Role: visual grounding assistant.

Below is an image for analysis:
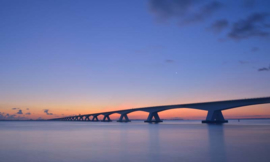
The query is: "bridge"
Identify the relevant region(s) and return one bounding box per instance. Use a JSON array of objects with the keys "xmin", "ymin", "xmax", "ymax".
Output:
[{"xmin": 50, "ymin": 97, "xmax": 270, "ymax": 123}]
